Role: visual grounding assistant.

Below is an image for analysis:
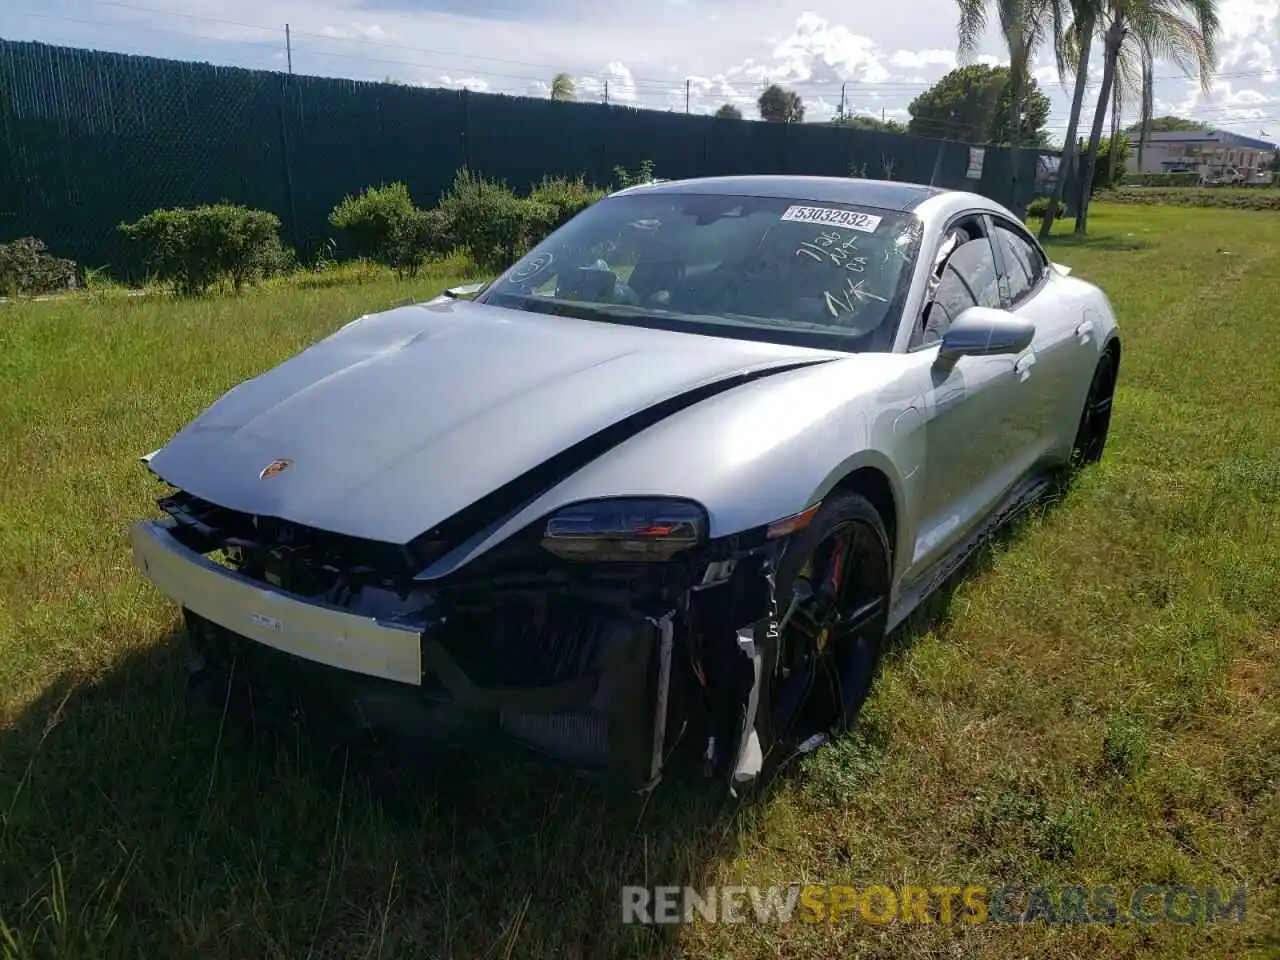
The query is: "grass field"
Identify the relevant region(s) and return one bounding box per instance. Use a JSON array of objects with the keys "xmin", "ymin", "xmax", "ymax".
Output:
[{"xmin": 1, "ymin": 205, "xmax": 1277, "ymax": 958}]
